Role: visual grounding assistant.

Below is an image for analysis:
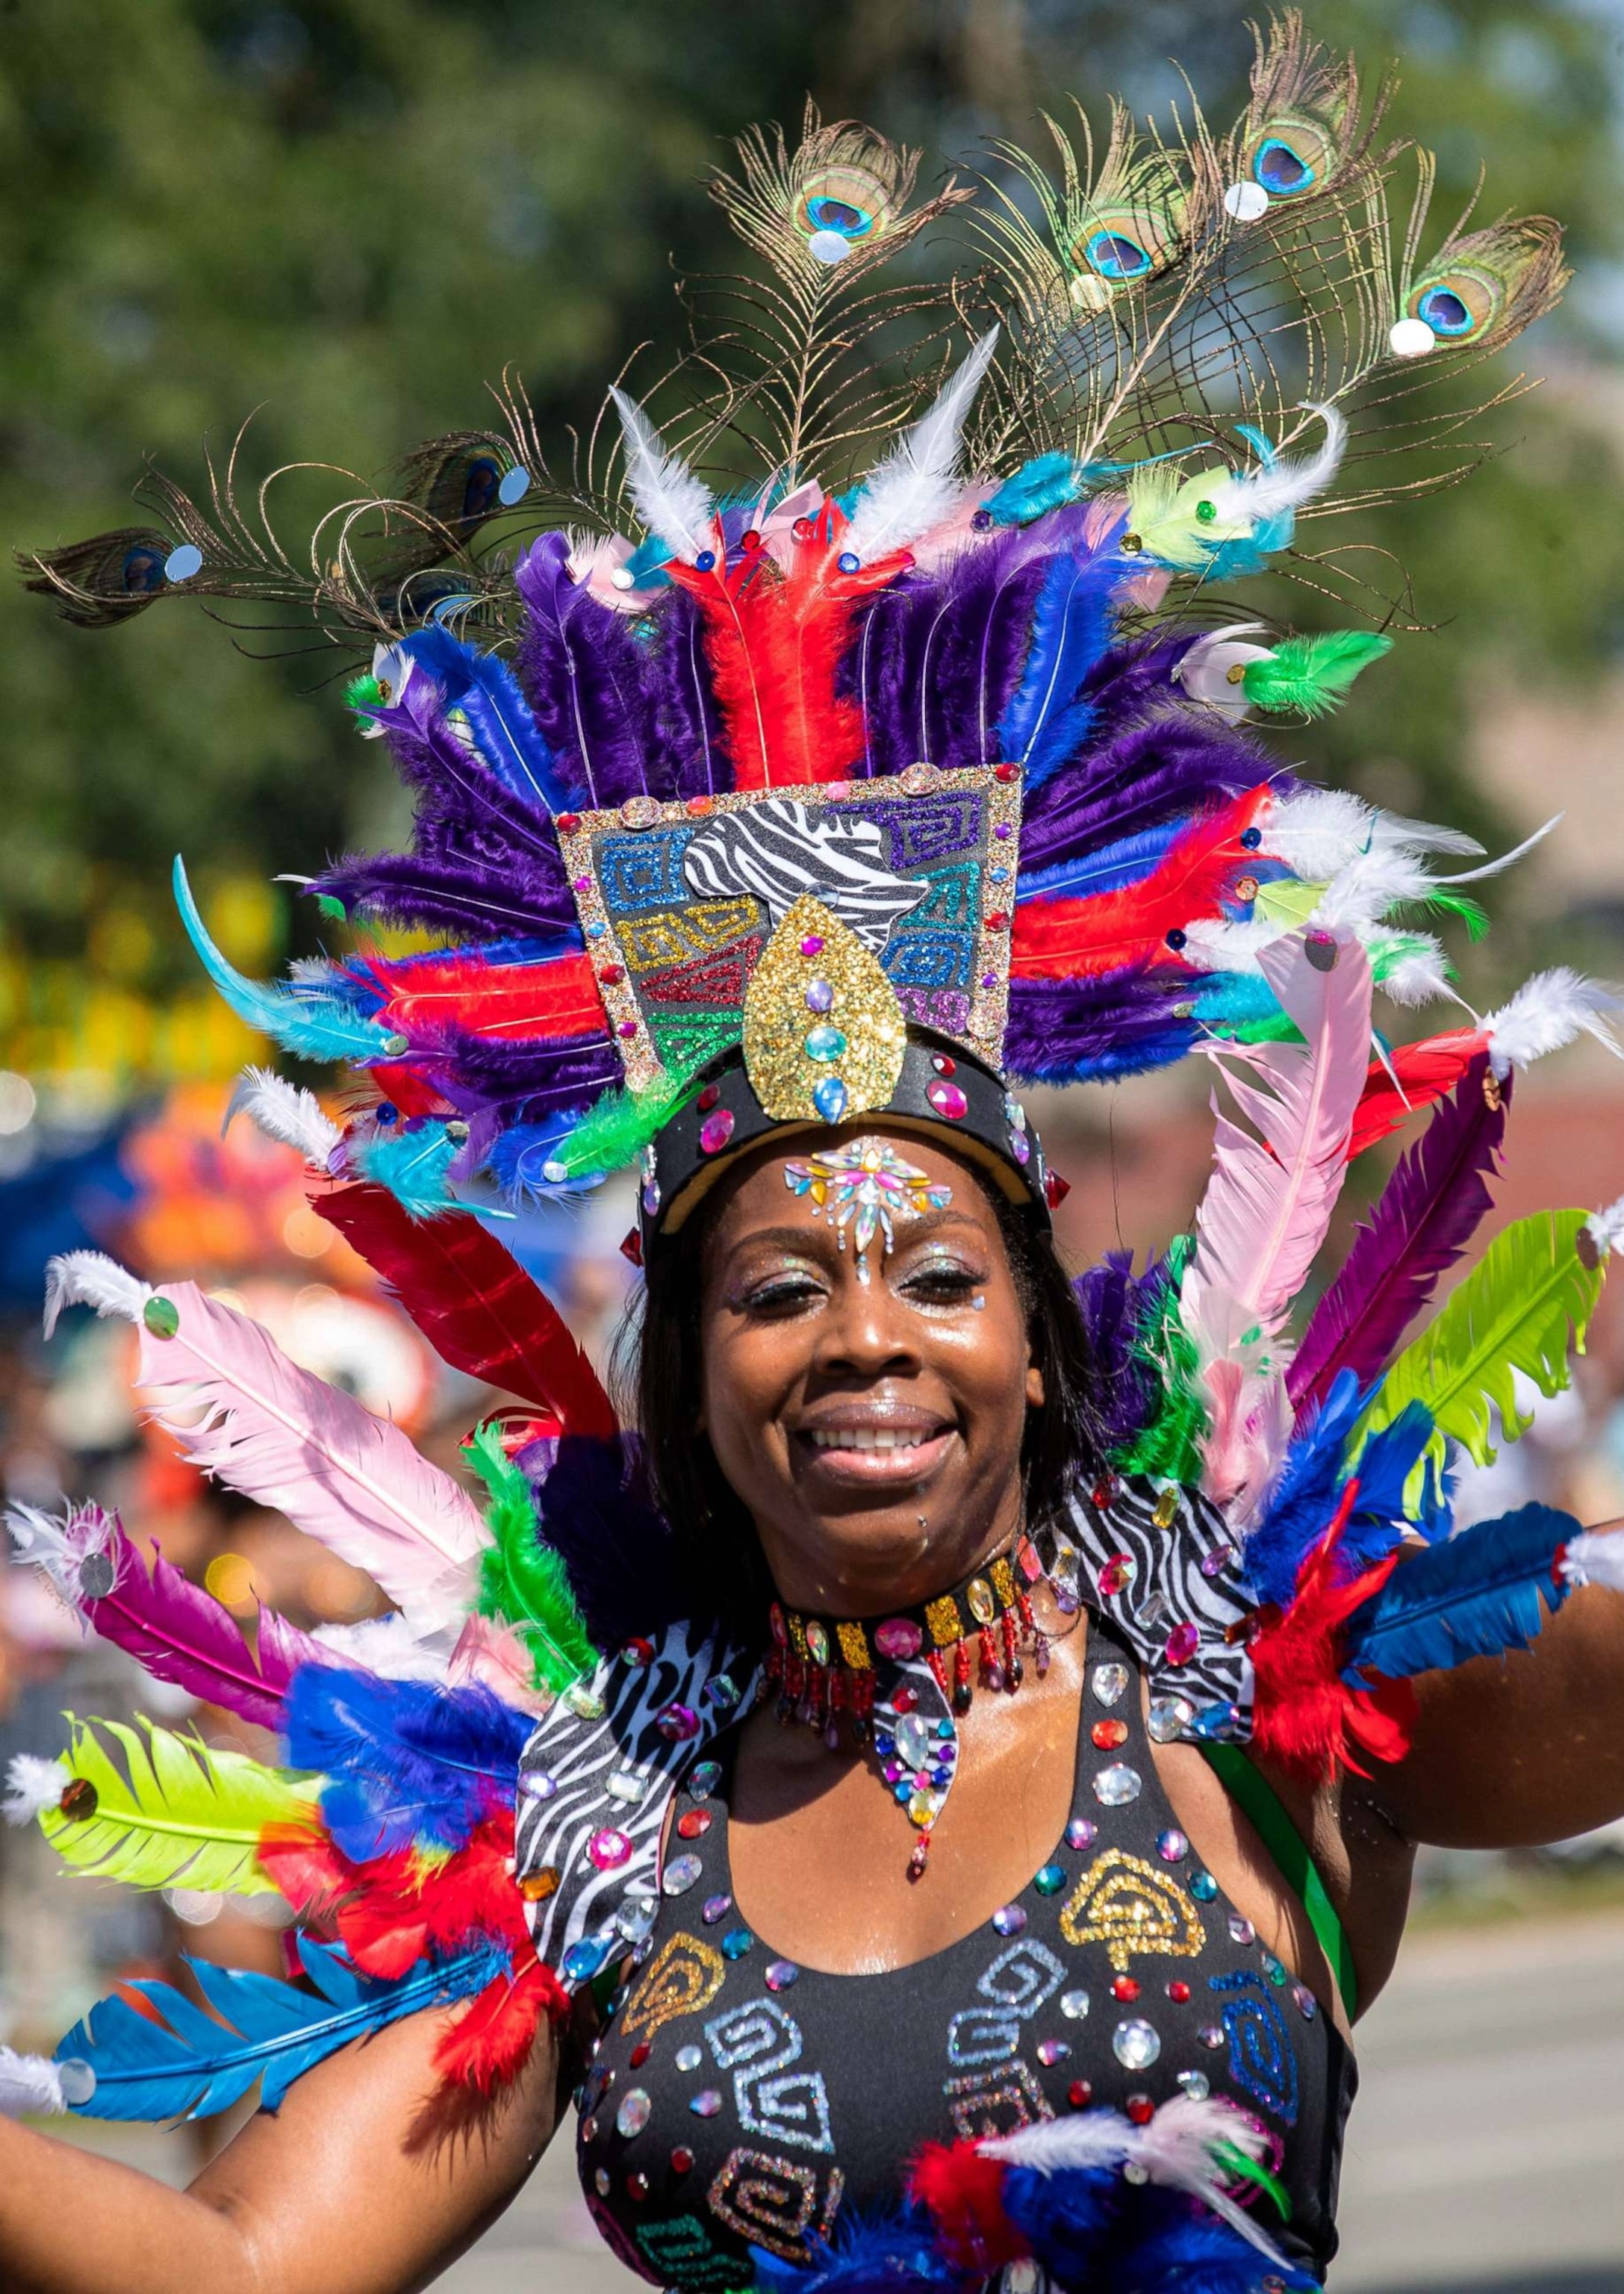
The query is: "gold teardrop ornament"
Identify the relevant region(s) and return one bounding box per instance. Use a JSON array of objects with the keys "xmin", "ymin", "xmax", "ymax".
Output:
[{"xmin": 741, "ymin": 894, "xmax": 907, "ymax": 1122}]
